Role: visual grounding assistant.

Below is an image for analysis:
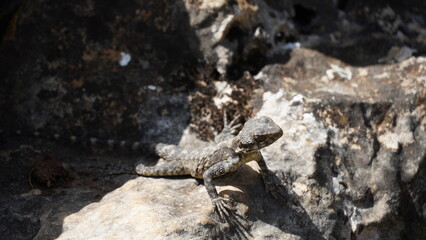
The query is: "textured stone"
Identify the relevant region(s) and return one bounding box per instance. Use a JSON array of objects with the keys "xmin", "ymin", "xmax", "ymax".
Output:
[
  {"xmin": 53, "ymin": 52, "xmax": 426, "ymax": 239},
  {"xmin": 1, "ymin": 1, "xmax": 426, "ymax": 239}
]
